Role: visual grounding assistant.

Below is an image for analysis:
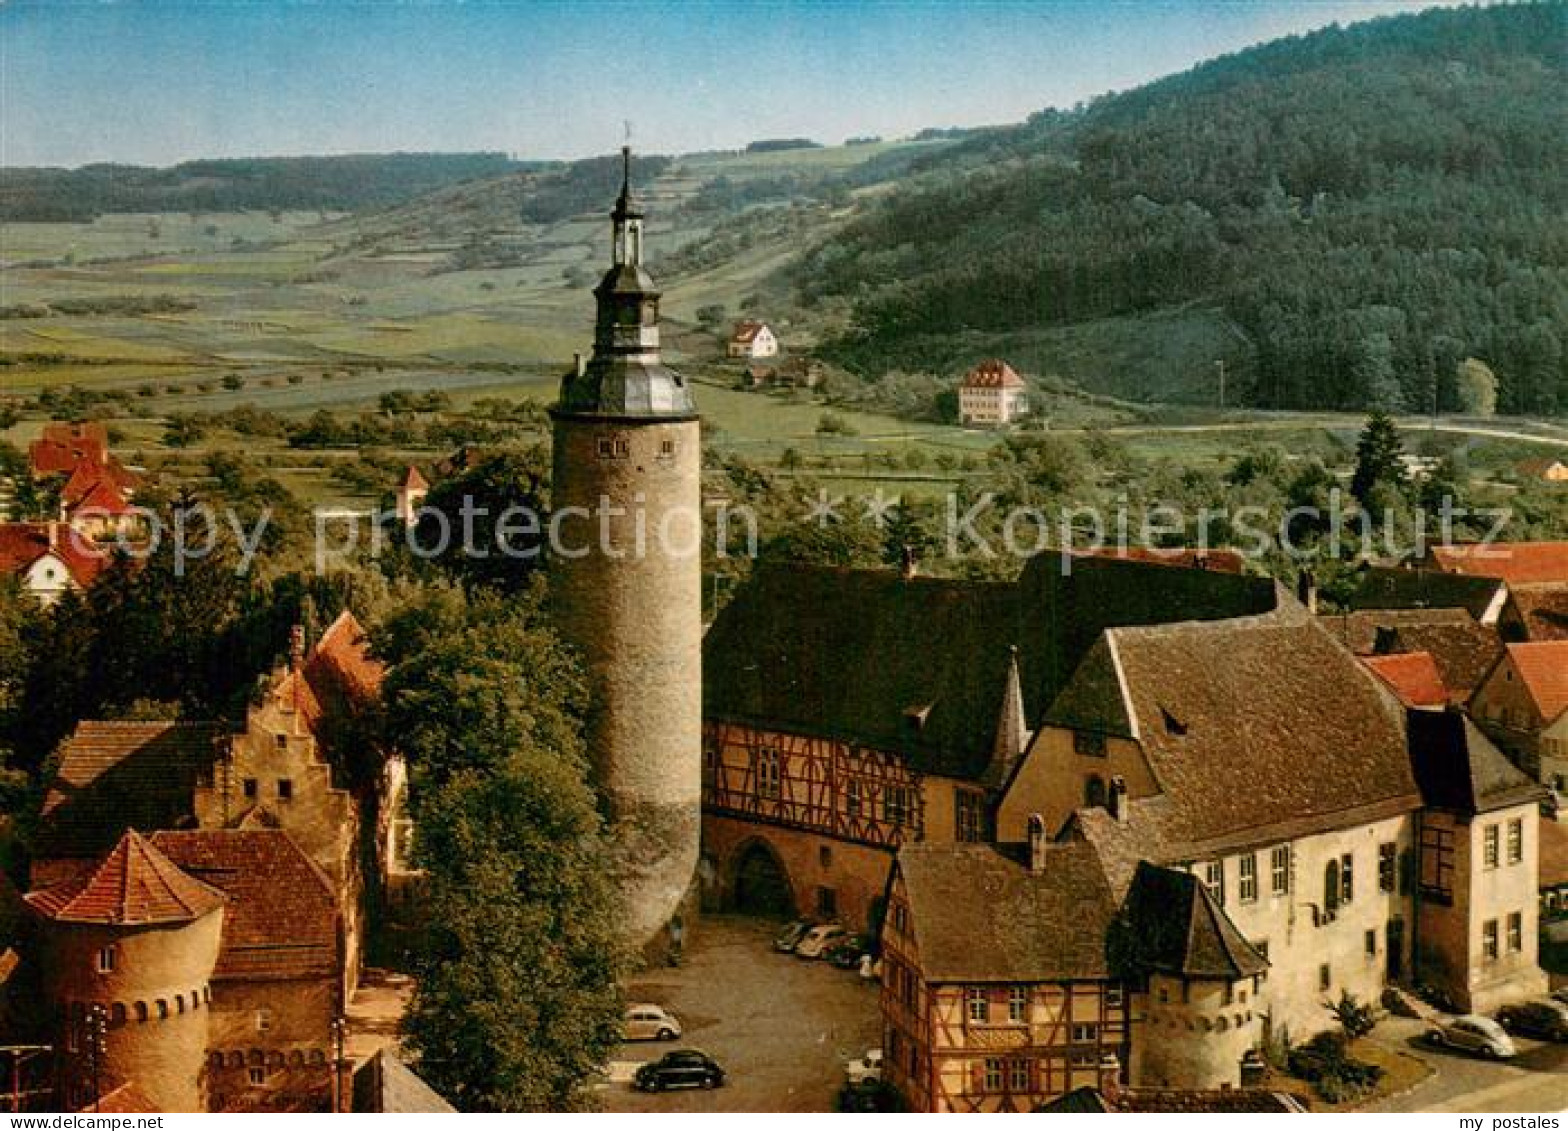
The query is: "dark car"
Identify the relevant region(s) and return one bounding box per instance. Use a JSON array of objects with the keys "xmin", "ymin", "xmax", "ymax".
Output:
[
  {"xmin": 773, "ymin": 919, "xmax": 814, "ymax": 953},
  {"xmin": 633, "ymin": 1049, "xmax": 726, "ymax": 1092},
  {"xmin": 825, "ymin": 934, "xmax": 871, "ymax": 969},
  {"xmin": 1497, "ymin": 999, "xmax": 1568, "ymax": 1042}
]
